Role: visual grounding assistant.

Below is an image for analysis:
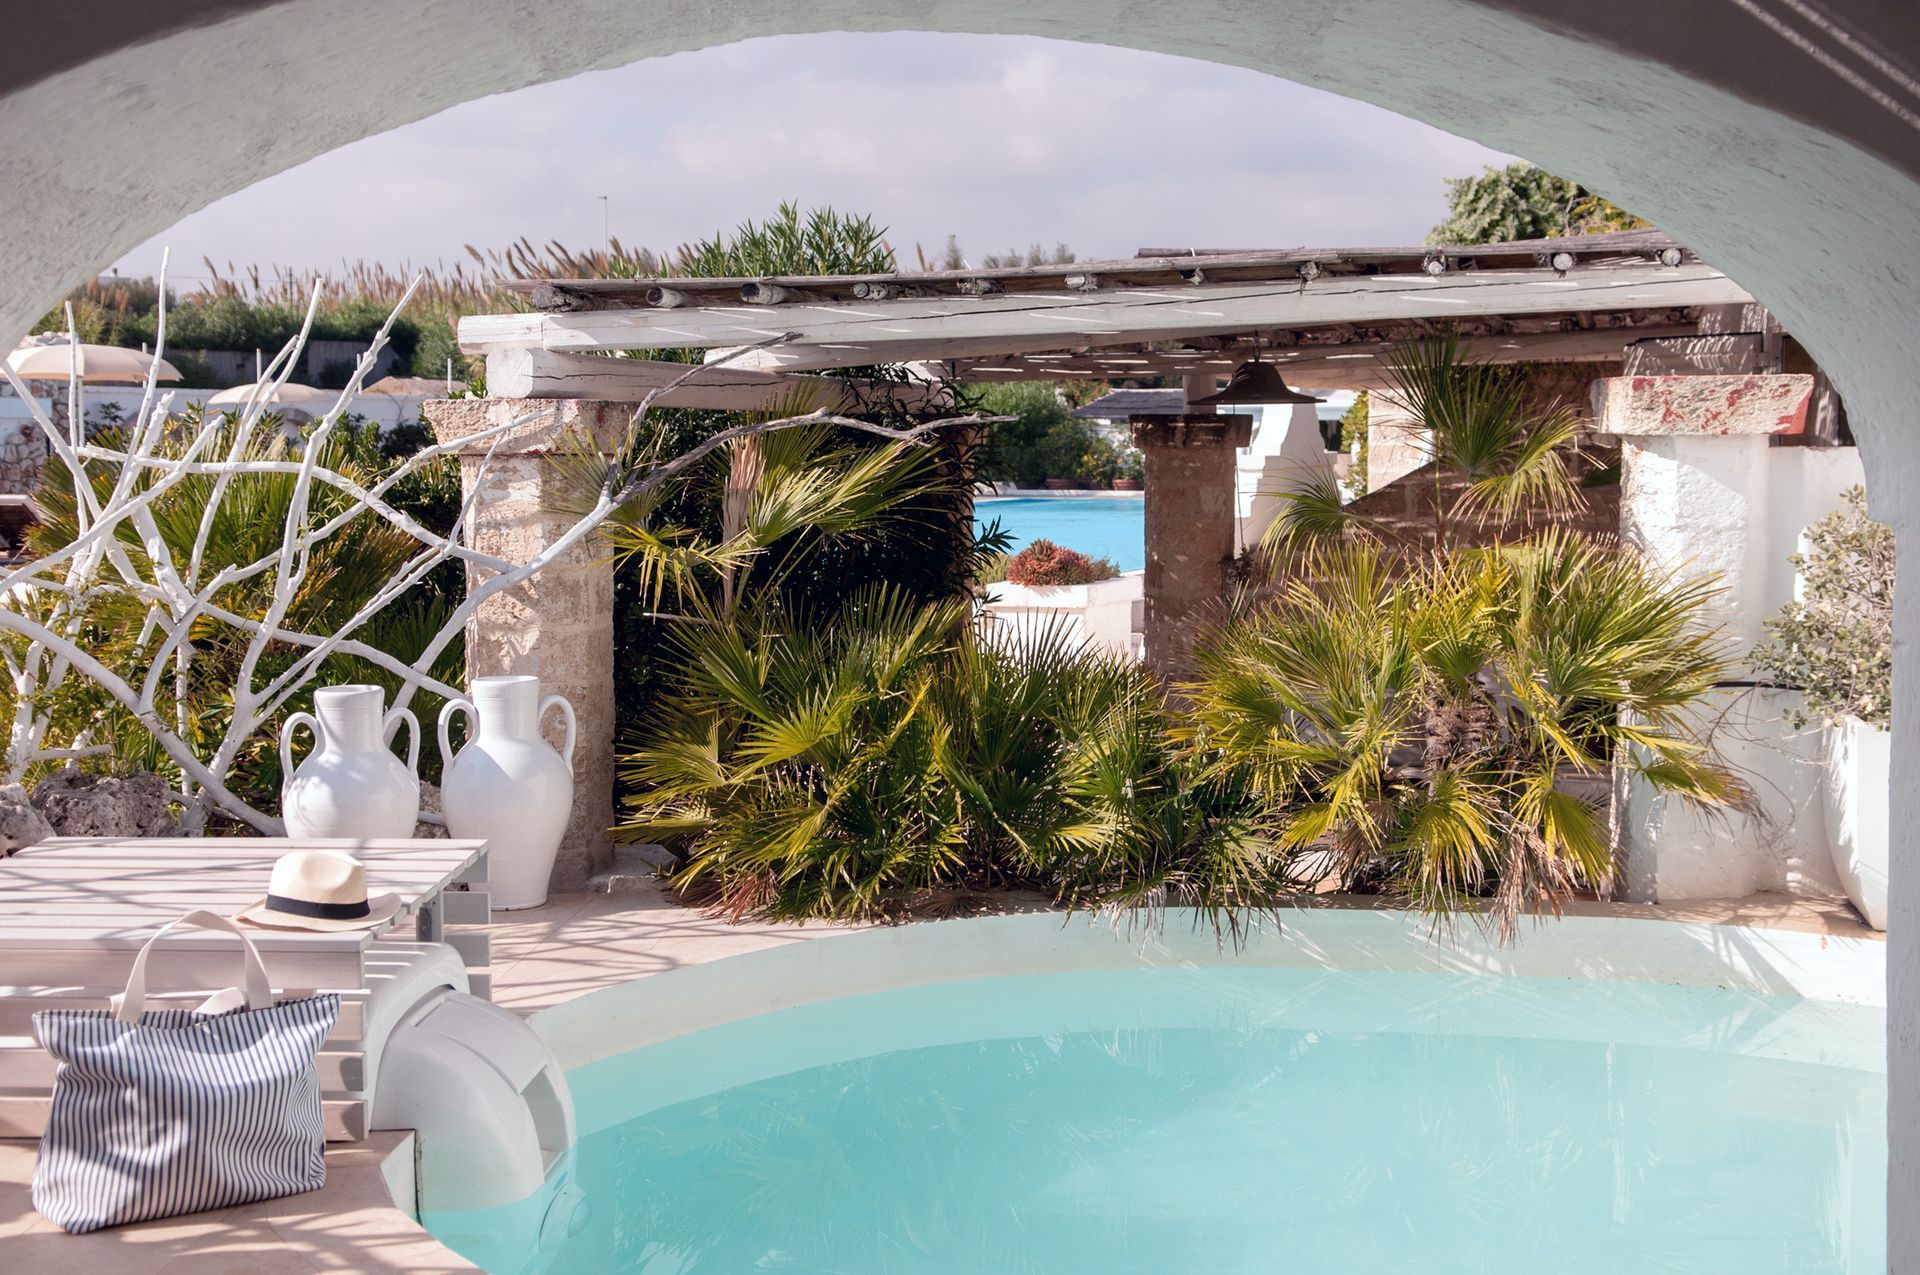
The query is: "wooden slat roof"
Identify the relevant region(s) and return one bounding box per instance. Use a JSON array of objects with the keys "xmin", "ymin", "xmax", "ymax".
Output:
[{"xmin": 500, "ymin": 230, "xmax": 1694, "ymax": 313}]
